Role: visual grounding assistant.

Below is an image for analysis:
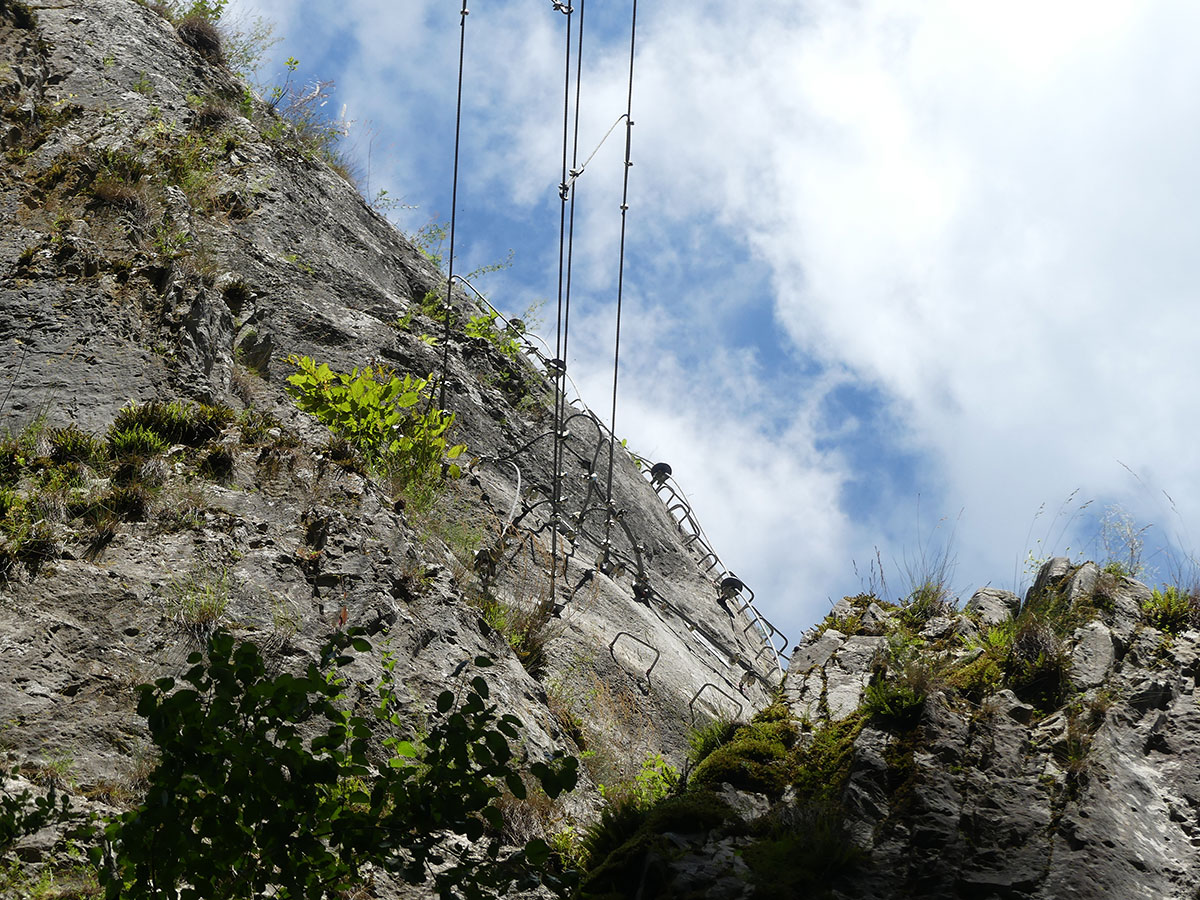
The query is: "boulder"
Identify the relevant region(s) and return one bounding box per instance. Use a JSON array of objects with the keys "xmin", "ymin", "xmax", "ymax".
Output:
[{"xmin": 965, "ymin": 587, "xmax": 1020, "ymax": 626}]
